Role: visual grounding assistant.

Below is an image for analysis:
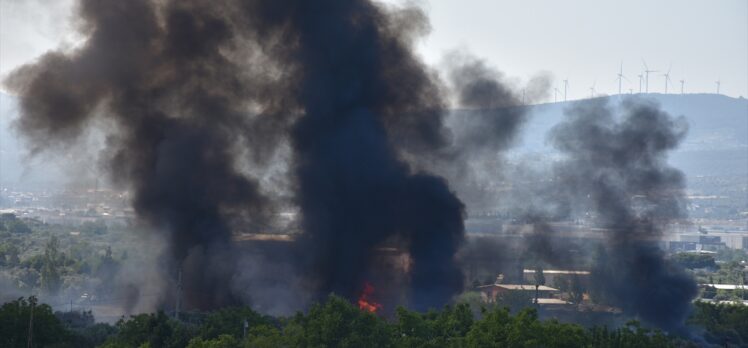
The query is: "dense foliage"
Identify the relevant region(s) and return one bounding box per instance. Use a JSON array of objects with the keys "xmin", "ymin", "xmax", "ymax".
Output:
[
  {"xmin": 8, "ymin": 295, "xmax": 744, "ymax": 347},
  {"xmin": 672, "ymin": 252, "xmax": 717, "ymax": 270},
  {"xmin": 689, "ymin": 301, "xmax": 748, "ymax": 346}
]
